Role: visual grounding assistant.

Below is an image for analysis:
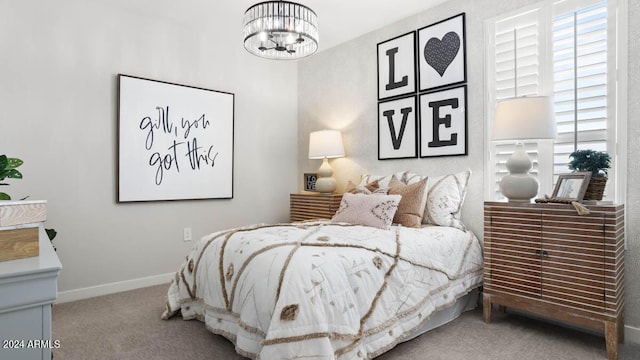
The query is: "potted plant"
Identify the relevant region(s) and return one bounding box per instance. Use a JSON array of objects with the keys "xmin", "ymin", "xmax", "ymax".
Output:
[{"xmin": 568, "ymin": 149, "xmax": 611, "ymax": 200}]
